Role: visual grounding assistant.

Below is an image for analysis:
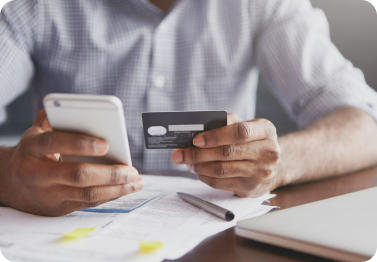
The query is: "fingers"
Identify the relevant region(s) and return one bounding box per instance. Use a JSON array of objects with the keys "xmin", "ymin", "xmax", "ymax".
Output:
[
  {"xmin": 50, "ymin": 162, "xmax": 139, "ymax": 187},
  {"xmin": 172, "ymin": 139, "xmax": 279, "ymax": 164},
  {"xmin": 44, "ymin": 197, "xmax": 123, "ymax": 217},
  {"xmin": 29, "ymin": 110, "xmax": 108, "ymax": 157},
  {"xmin": 62, "ymin": 199, "xmax": 113, "ymax": 215},
  {"xmin": 193, "ymin": 118, "xmax": 277, "ymax": 148},
  {"xmin": 188, "ymin": 160, "xmax": 274, "ymax": 179},
  {"xmin": 27, "ymin": 131, "xmax": 108, "ymax": 156},
  {"xmin": 199, "ymin": 175, "xmax": 255, "ymax": 193},
  {"xmin": 65, "ymin": 177, "xmax": 144, "ymax": 203},
  {"xmin": 198, "ymin": 175, "xmax": 271, "ymax": 198},
  {"xmin": 227, "ymin": 113, "xmax": 243, "ymax": 125},
  {"xmin": 11, "ymin": 159, "xmax": 143, "ymax": 217}
]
